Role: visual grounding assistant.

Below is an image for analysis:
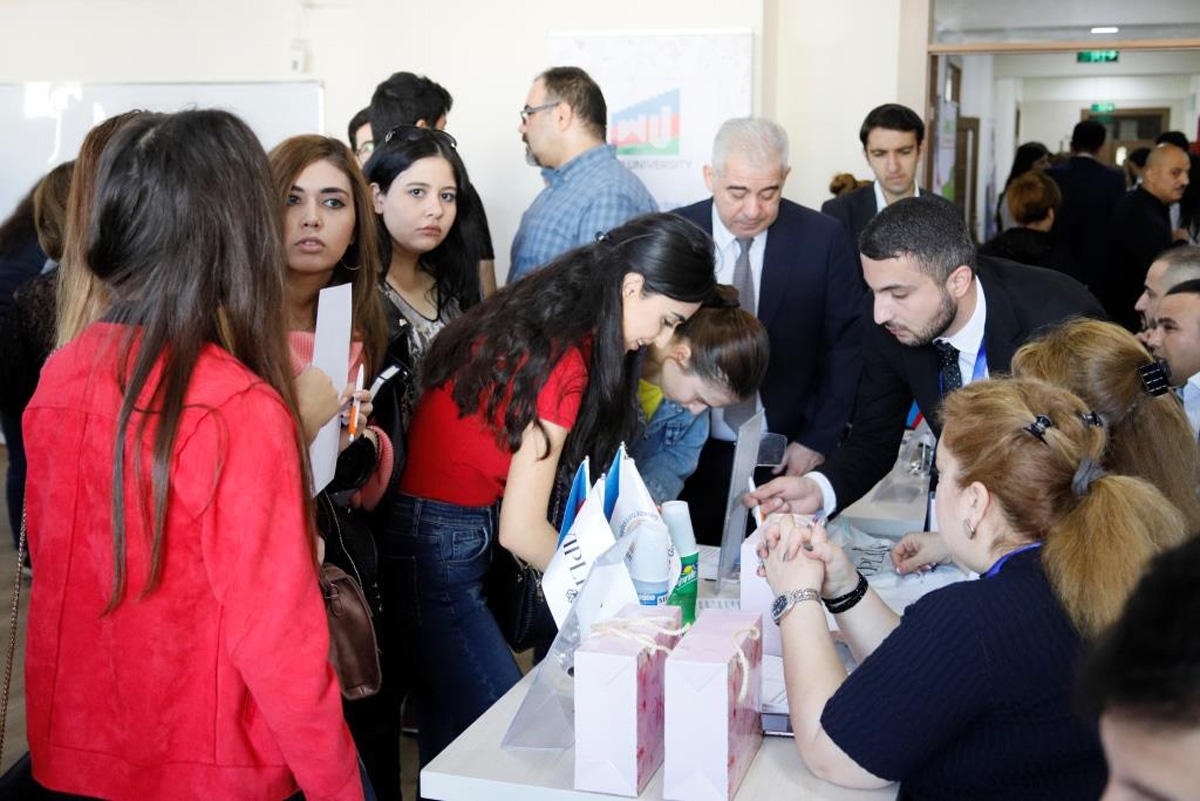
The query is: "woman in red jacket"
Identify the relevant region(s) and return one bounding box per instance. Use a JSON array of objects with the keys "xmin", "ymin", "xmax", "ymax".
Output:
[{"xmin": 22, "ymin": 110, "xmax": 363, "ymax": 800}]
